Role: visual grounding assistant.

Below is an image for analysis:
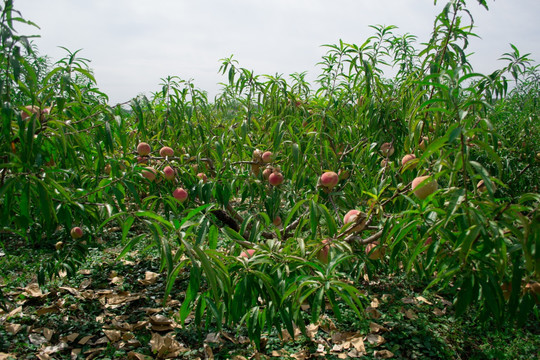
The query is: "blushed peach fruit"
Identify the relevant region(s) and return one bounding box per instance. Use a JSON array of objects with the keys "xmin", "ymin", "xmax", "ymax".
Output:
[
  {"xmin": 411, "ymin": 176, "xmax": 438, "ymax": 200},
  {"xmin": 173, "ymin": 188, "xmax": 188, "ymax": 202},
  {"xmin": 273, "ymin": 216, "xmax": 282, "ymax": 226},
  {"xmin": 317, "ymin": 239, "xmax": 331, "ymax": 263},
  {"xmin": 380, "ymin": 142, "xmax": 394, "ymax": 157},
  {"xmin": 21, "ymin": 105, "xmax": 50, "ymax": 121},
  {"xmin": 262, "ymin": 167, "xmax": 273, "ymax": 180},
  {"xmin": 269, "ymin": 172, "xmax": 284, "ymax": 186},
  {"xmin": 252, "ymin": 149, "xmax": 263, "ymax": 162},
  {"xmin": 137, "ymin": 142, "xmax": 151, "ymax": 156},
  {"xmin": 381, "ymin": 159, "xmax": 390, "ymax": 168},
  {"xmin": 320, "ymin": 171, "xmax": 339, "ymax": 189},
  {"xmin": 365, "ymin": 241, "xmax": 383, "ymax": 260},
  {"xmin": 401, "ymin": 154, "xmax": 417, "ymax": 169},
  {"xmin": 70, "ymin": 227, "xmax": 83, "ymax": 239},
  {"xmin": 344, "ymin": 210, "xmax": 361, "ymax": 225},
  {"xmin": 163, "ymin": 166, "xmax": 175, "ymax": 180},
  {"xmin": 240, "ymin": 249, "xmax": 256, "ymax": 258},
  {"xmin": 419, "ymin": 137, "xmax": 428, "ymax": 151},
  {"xmin": 142, "ymin": 167, "xmax": 157, "ymax": 181},
  {"xmin": 196, "ymin": 173, "xmax": 208, "ymax": 183},
  {"xmin": 159, "ymin": 146, "xmax": 174, "ymax": 157},
  {"xmin": 262, "ymin": 151, "xmax": 273, "ymax": 163}
]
